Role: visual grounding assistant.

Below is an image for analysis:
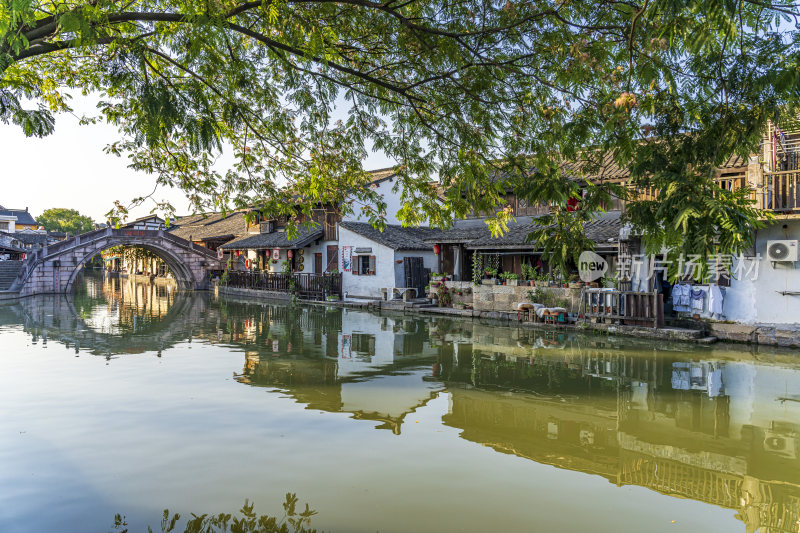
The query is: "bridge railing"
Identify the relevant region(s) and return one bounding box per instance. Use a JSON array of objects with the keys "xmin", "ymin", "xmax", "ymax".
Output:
[{"xmin": 41, "ymin": 227, "xmax": 220, "ymax": 262}]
